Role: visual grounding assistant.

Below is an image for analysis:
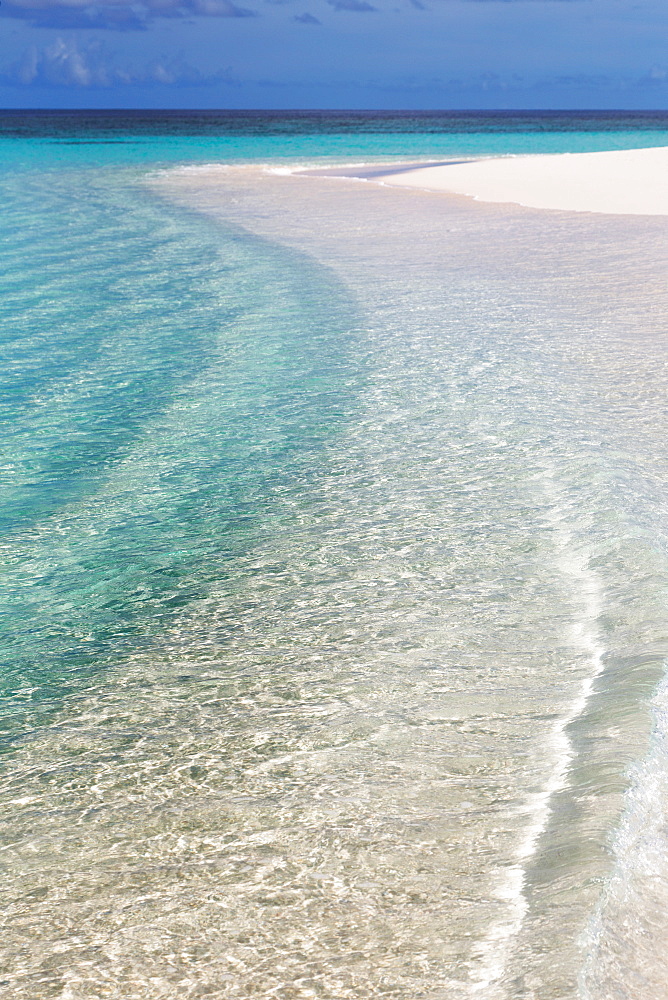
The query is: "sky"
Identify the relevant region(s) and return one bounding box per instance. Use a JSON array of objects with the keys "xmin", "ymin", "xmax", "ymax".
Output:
[{"xmin": 0, "ymin": 0, "xmax": 666, "ymax": 108}]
